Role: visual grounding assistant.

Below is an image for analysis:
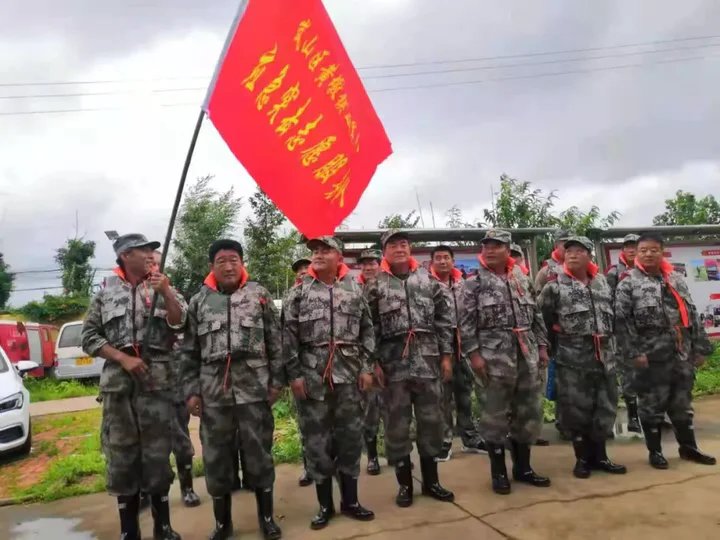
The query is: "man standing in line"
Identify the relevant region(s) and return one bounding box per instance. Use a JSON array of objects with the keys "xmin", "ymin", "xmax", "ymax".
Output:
[
  {"xmin": 82, "ymin": 234, "xmax": 186, "ymax": 540},
  {"xmin": 615, "ymin": 232, "xmax": 716, "ymax": 469},
  {"xmin": 460, "ymin": 229, "xmax": 551, "ymax": 495},
  {"xmin": 364, "ymin": 230, "xmax": 455, "ymax": 508},
  {"xmin": 284, "ymin": 237, "xmax": 375, "ymax": 530},
  {"xmin": 538, "ymin": 236, "xmax": 627, "ymax": 478},
  {"xmin": 181, "ymin": 239, "xmax": 284, "ymax": 540},
  {"xmin": 429, "ymin": 244, "xmax": 487, "ymax": 460}
]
